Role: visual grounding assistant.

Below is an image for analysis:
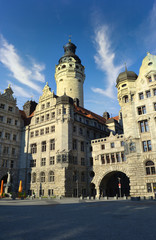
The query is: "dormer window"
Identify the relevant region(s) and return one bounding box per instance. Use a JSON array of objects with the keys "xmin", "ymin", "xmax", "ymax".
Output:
[
  {"xmin": 148, "ymin": 76, "xmax": 152, "ymax": 82},
  {"xmin": 122, "ymin": 84, "xmax": 127, "ymax": 87}
]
